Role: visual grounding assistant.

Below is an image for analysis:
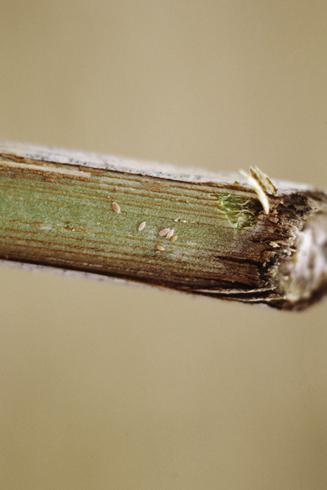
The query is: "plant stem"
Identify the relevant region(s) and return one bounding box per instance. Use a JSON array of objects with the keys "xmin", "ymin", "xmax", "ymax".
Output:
[{"xmin": 0, "ymin": 143, "xmax": 326, "ymax": 310}]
